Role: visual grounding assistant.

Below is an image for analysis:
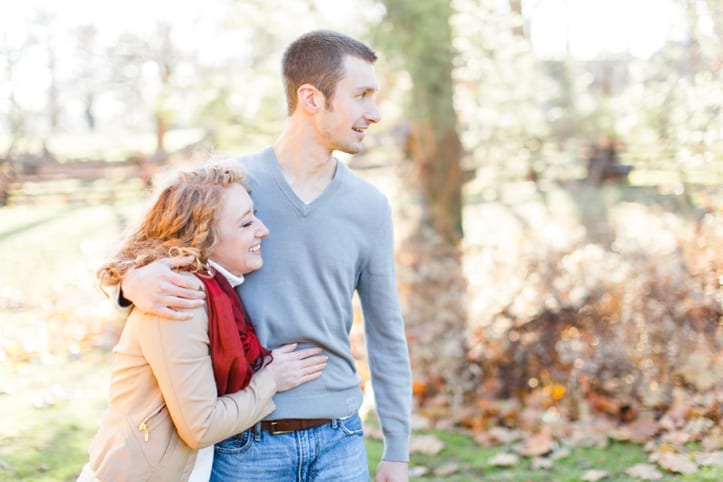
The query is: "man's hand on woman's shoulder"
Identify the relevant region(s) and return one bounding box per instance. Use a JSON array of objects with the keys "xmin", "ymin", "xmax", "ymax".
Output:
[{"xmin": 121, "ymin": 255, "xmax": 206, "ymax": 320}]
